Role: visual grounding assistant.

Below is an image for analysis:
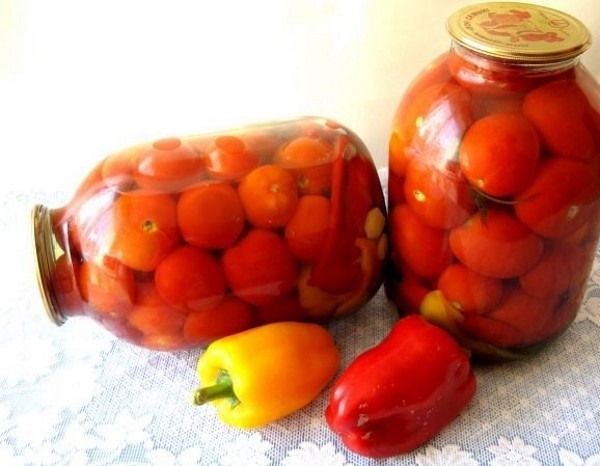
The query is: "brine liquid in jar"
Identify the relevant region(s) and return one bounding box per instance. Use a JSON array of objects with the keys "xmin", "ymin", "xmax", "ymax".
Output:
[
  {"xmin": 386, "ymin": 2, "xmax": 600, "ymax": 360},
  {"xmin": 32, "ymin": 117, "xmax": 387, "ymax": 351}
]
